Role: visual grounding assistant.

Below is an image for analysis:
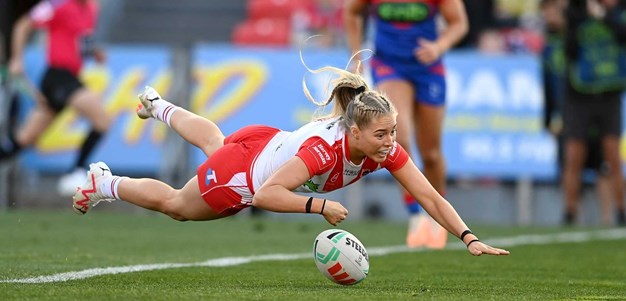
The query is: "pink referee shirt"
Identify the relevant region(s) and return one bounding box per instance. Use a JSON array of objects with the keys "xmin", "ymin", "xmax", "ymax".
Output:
[{"xmin": 29, "ymin": 0, "xmax": 98, "ymax": 75}]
